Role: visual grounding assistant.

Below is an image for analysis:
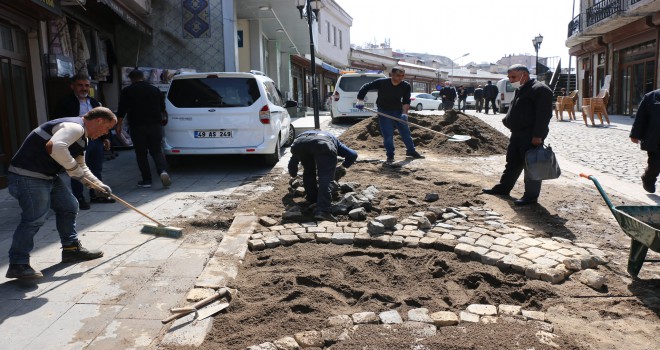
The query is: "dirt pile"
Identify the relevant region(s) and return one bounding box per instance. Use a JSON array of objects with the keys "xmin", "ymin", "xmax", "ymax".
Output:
[{"xmin": 339, "ymin": 110, "xmax": 510, "ymax": 156}]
